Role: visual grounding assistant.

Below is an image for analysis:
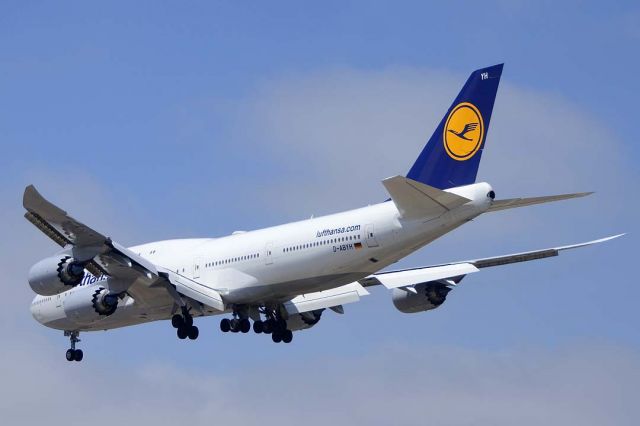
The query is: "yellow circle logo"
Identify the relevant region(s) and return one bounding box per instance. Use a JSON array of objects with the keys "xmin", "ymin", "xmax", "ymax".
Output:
[{"xmin": 443, "ymin": 102, "xmax": 484, "ymax": 161}]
